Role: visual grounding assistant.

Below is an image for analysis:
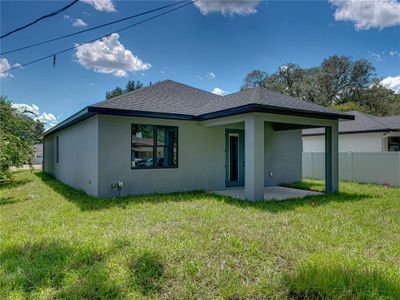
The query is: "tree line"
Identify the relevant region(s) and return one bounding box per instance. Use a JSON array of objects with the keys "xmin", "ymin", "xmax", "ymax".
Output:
[
  {"xmin": 106, "ymin": 80, "xmax": 144, "ymax": 99},
  {"xmin": 242, "ymin": 55, "xmax": 400, "ymax": 116}
]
